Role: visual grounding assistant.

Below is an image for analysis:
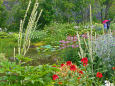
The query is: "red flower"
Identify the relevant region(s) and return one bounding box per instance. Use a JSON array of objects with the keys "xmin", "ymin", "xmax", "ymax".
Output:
[
  {"xmin": 112, "ymin": 67, "xmax": 115, "ymax": 70},
  {"xmin": 83, "ymin": 63, "xmax": 87, "ymax": 66},
  {"xmin": 70, "ymin": 65, "xmax": 77, "ymax": 71},
  {"xmin": 66, "ymin": 61, "xmax": 72, "ymax": 66},
  {"xmin": 77, "ymin": 77, "xmax": 81, "ymax": 79},
  {"xmin": 52, "ymin": 66, "xmax": 56, "ymax": 67},
  {"xmin": 61, "ymin": 63, "xmax": 65, "ymax": 67},
  {"xmin": 96, "ymin": 72, "xmax": 103, "ymax": 78},
  {"xmin": 52, "ymin": 74, "xmax": 59, "ymax": 80},
  {"xmin": 81, "ymin": 57, "xmax": 88, "ymax": 66},
  {"xmin": 79, "ymin": 71, "xmax": 83, "ymax": 74},
  {"xmin": 58, "ymin": 82, "xmax": 62, "ymax": 84}
]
